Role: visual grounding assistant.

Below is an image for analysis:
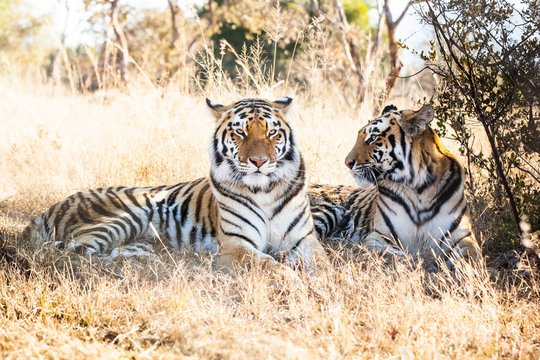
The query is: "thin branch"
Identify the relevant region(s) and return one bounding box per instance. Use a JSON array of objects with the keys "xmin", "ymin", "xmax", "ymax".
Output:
[
  {"xmin": 396, "ymin": 65, "xmax": 434, "ymax": 79},
  {"xmin": 508, "ymin": 157, "xmax": 540, "ymax": 184},
  {"xmin": 394, "ymin": 1, "xmax": 414, "ymax": 28}
]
